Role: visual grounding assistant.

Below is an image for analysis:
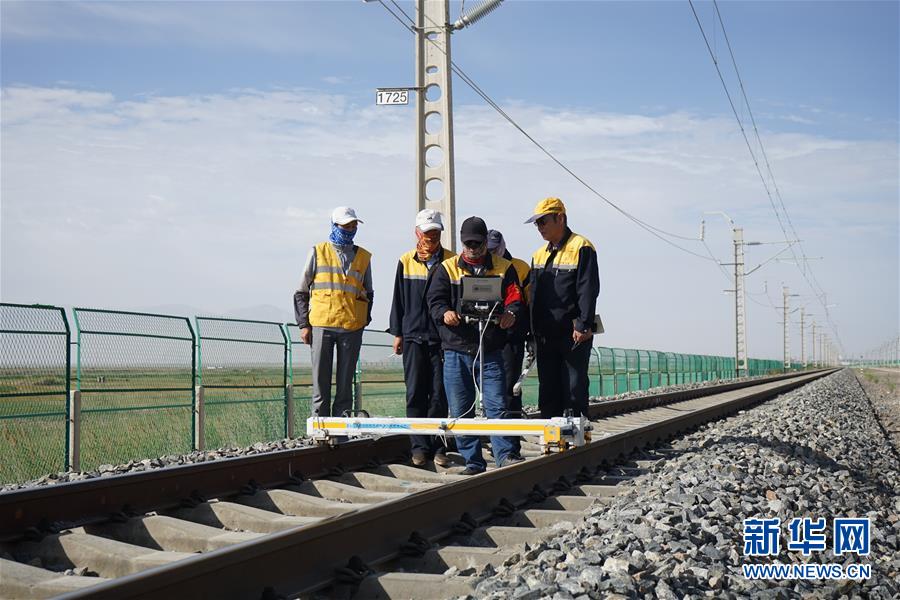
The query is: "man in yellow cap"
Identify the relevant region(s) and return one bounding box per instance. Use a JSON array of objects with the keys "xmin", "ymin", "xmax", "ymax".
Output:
[{"xmin": 525, "ymin": 198, "xmax": 599, "ymax": 418}]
